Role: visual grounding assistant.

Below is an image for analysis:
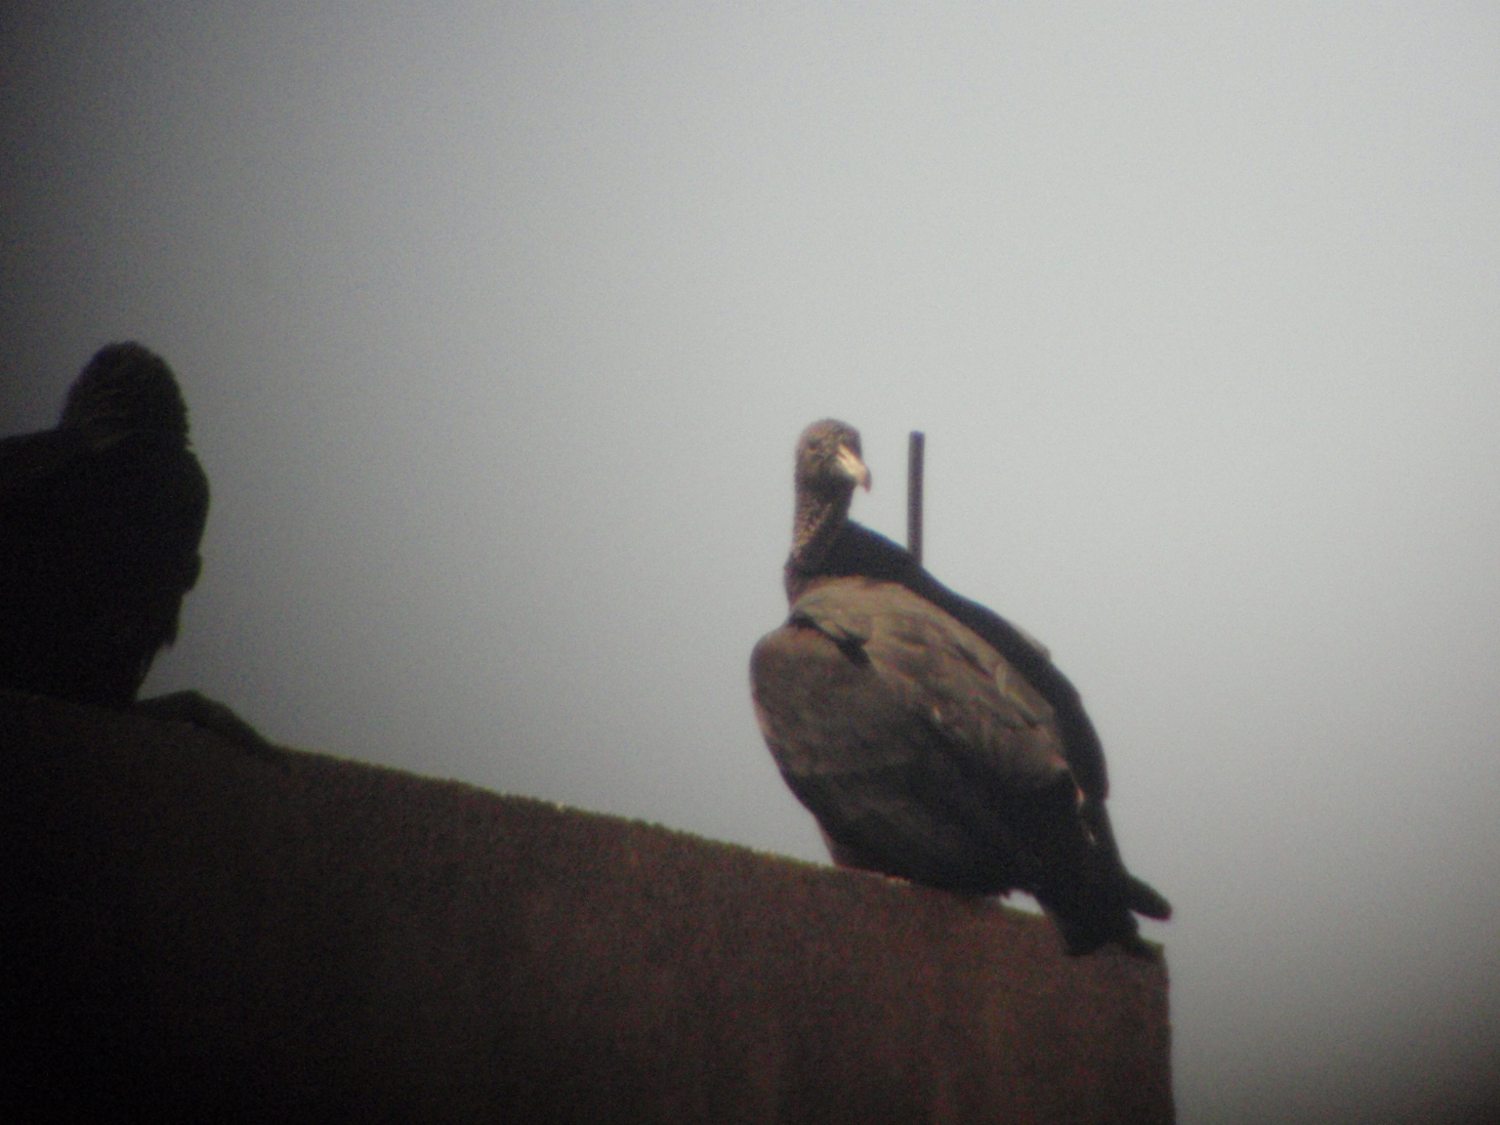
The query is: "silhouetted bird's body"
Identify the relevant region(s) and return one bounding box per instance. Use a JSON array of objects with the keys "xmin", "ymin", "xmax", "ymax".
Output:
[
  {"xmin": 751, "ymin": 419, "xmax": 1170, "ymax": 955},
  {"xmin": 0, "ymin": 343, "xmax": 208, "ymax": 707}
]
